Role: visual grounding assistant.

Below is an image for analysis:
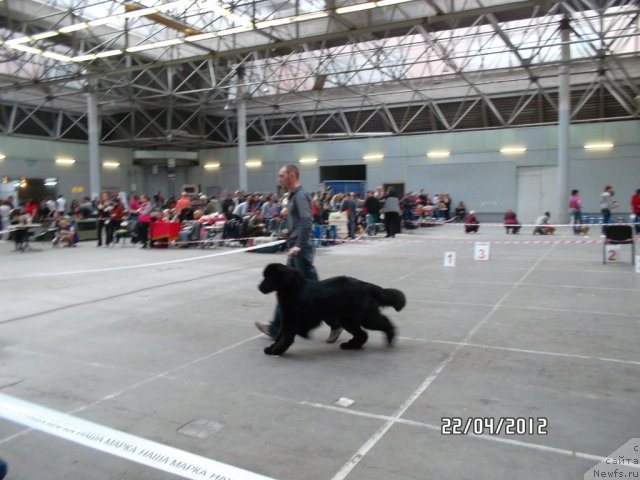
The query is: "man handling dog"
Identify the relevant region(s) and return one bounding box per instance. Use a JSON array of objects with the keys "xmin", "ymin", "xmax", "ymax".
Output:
[{"xmin": 255, "ymin": 164, "xmax": 343, "ymax": 343}]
